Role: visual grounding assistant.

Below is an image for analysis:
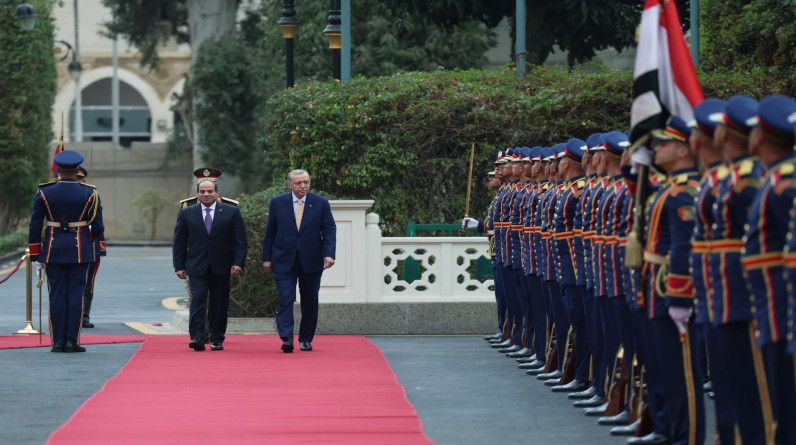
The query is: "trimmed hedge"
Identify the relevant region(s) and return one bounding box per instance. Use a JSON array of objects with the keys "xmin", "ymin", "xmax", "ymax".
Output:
[{"xmin": 0, "ymin": 230, "xmax": 26, "ymax": 257}]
